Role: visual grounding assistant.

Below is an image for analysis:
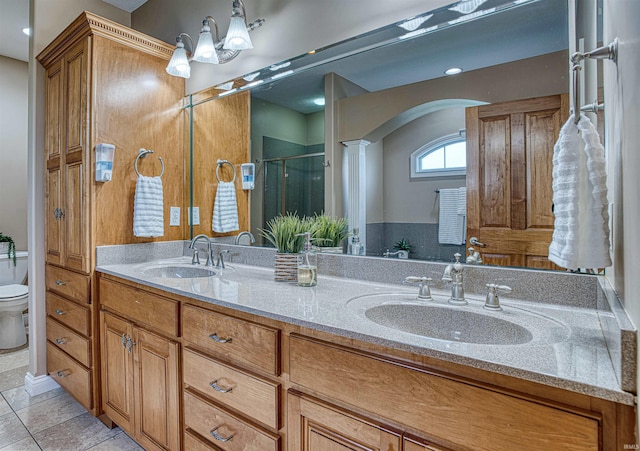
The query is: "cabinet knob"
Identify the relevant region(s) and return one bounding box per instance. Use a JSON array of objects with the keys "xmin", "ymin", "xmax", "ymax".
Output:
[
  {"xmin": 56, "ymin": 370, "xmax": 70, "ymax": 378},
  {"xmin": 54, "ymin": 309, "xmax": 66, "ymax": 315},
  {"xmin": 55, "ymin": 280, "xmax": 67, "ymax": 286},
  {"xmin": 126, "ymin": 336, "xmax": 136, "ymax": 353},
  {"xmin": 209, "ymin": 380, "xmax": 233, "ymax": 393},
  {"xmin": 121, "ymin": 333, "xmax": 127, "ymax": 349},
  {"xmin": 53, "ymin": 208, "xmax": 65, "ymax": 220},
  {"xmin": 209, "ymin": 333, "xmax": 232, "ymax": 344},
  {"xmin": 210, "ymin": 426, "xmax": 234, "ymax": 443},
  {"xmin": 55, "ymin": 337, "xmax": 67, "ymax": 345}
]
